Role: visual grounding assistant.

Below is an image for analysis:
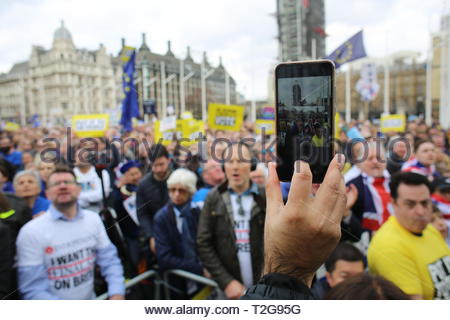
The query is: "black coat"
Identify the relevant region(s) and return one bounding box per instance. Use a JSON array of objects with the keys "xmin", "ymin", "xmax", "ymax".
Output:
[
  {"xmin": 0, "ymin": 193, "xmax": 31, "ymax": 299},
  {"xmin": 0, "ymin": 221, "xmax": 12, "ymax": 299},
  {"xmin": 242, "ymin": 273, "xmax": 315, "ymax": 300},
  {"xmin": 136, "ymin": 172, "xmax": 170, "ymax": 240}
]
